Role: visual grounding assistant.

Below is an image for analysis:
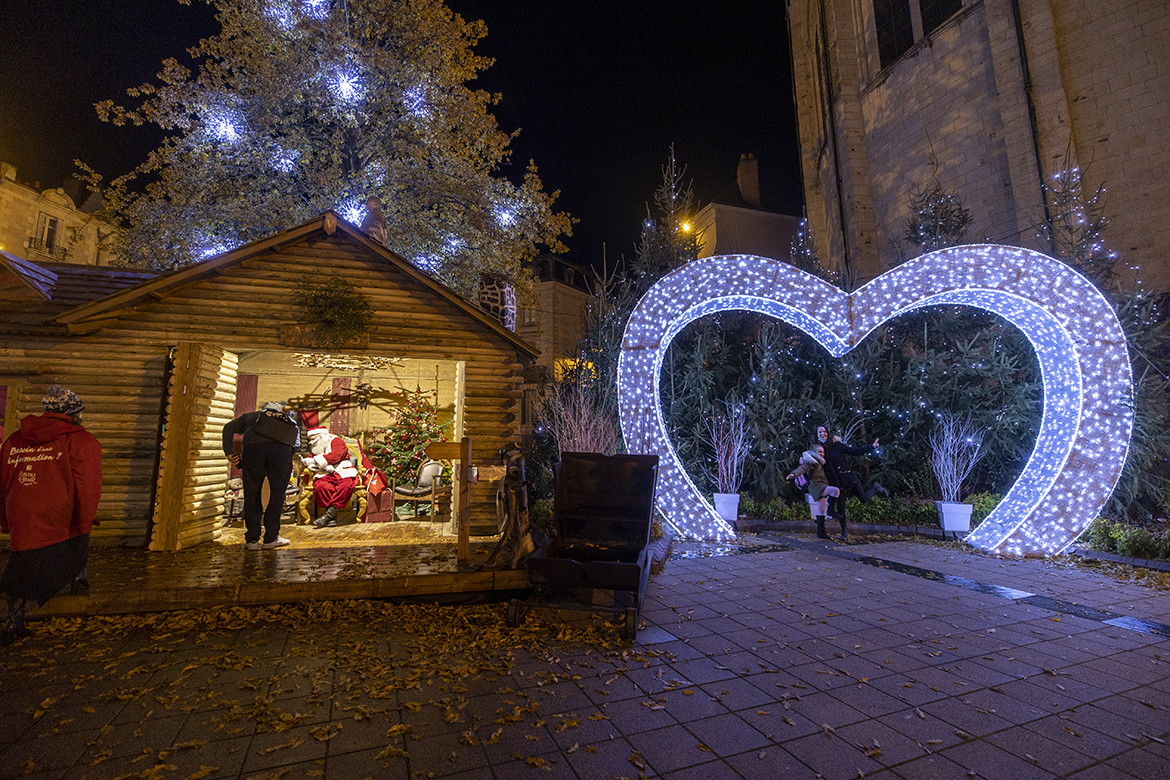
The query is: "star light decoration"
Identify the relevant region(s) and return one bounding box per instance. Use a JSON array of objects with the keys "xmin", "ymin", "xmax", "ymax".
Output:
[{"xmin": 617, "ymin": 246, "xmax": 1133, "ymax": 557}]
